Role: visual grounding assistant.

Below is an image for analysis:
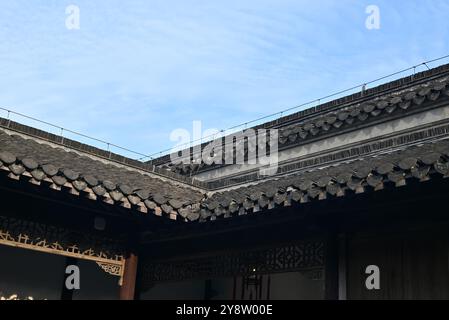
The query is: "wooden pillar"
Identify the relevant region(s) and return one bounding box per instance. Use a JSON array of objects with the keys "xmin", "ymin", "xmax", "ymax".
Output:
[
  {"xmin": 338, "ymin": 233, "xmax": 347, "ymax": 300},
  {"xmin": 324, "ymin": 234, "xmax": 339, "ymax": 300},
  {"xmin": 119, "ymin": 253, "xmax": 138, "ymax": 300}
]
